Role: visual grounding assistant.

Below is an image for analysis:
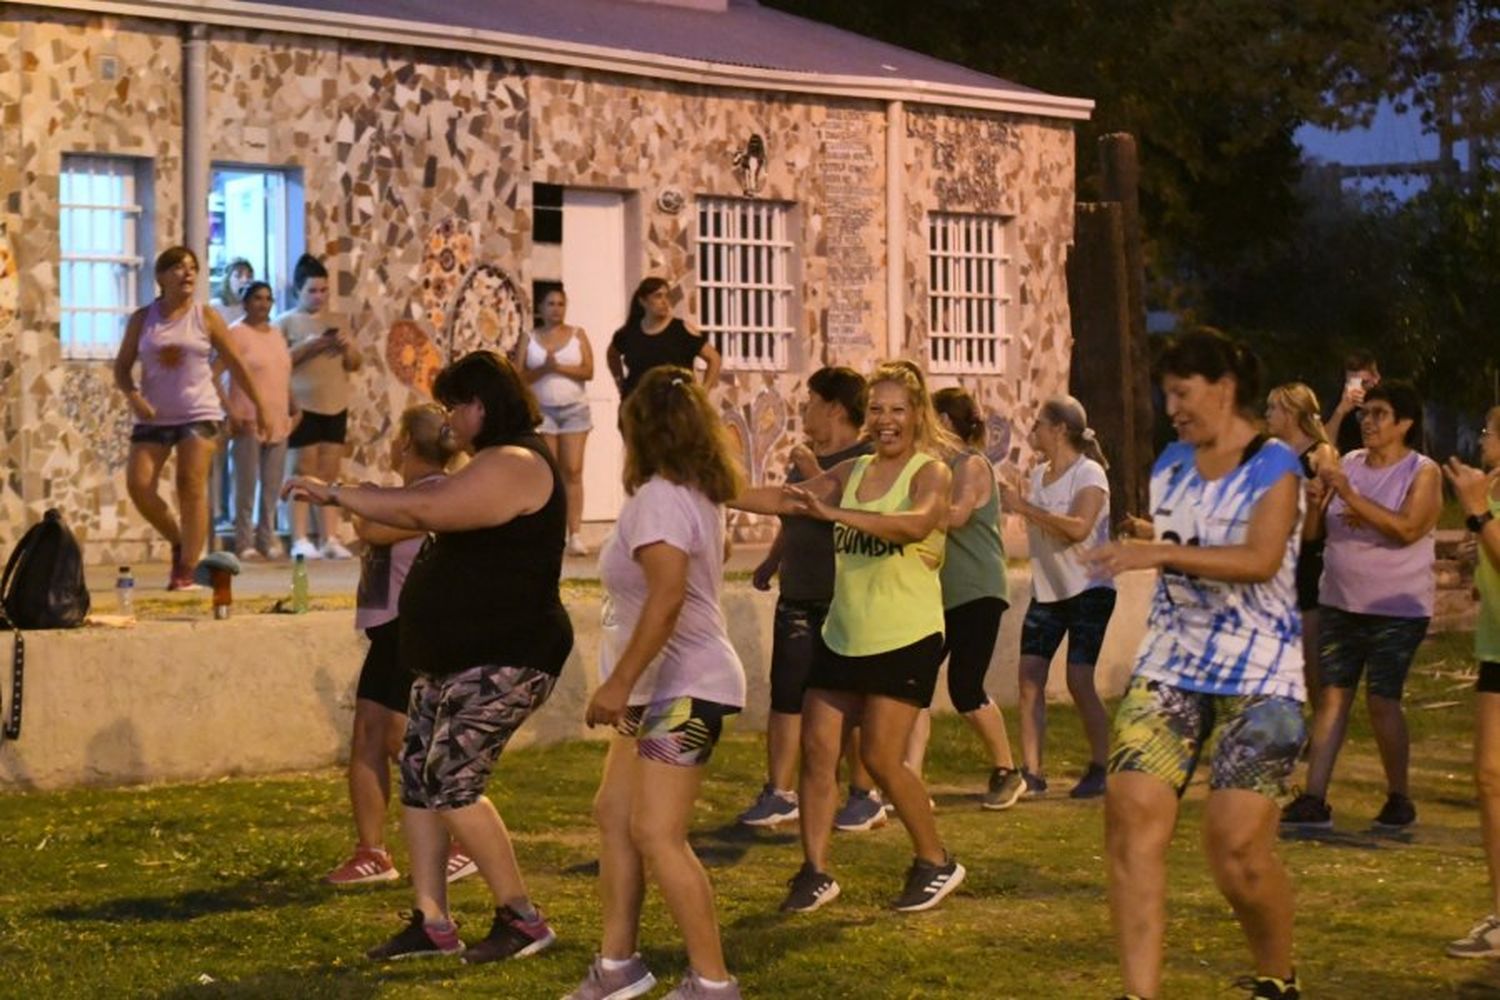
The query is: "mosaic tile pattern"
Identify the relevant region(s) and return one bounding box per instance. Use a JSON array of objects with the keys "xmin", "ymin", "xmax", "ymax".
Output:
[{"xmin": 2, "ymin": 14, "xmax": 1075, "ymax": 559}]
